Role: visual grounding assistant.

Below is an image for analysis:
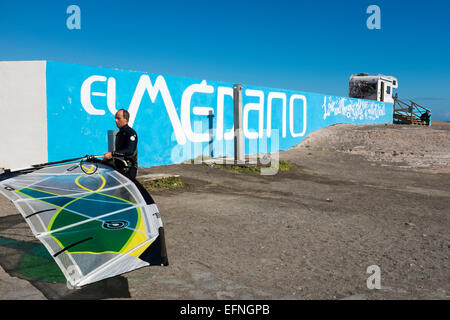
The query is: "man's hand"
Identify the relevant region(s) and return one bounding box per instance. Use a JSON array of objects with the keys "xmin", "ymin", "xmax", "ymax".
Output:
[{"xmin": 103, "ymin": 152, "xmax": 113, "ymax": 160}]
